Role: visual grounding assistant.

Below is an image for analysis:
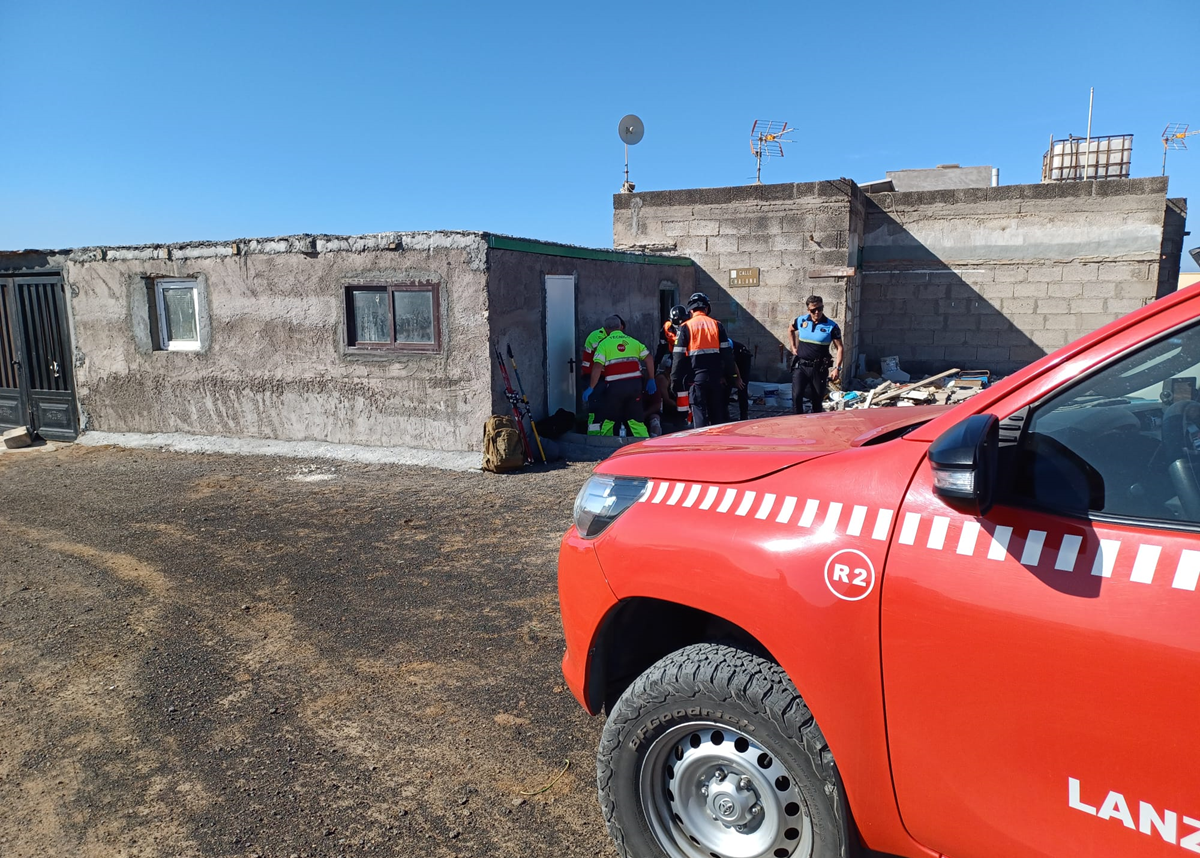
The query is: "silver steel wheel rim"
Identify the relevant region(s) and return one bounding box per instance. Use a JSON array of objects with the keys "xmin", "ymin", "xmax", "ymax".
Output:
[{"xmin": 639, "ymin": 721, "xmax": 814, "ymax": 858}]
